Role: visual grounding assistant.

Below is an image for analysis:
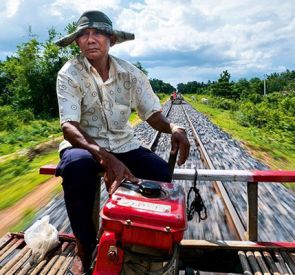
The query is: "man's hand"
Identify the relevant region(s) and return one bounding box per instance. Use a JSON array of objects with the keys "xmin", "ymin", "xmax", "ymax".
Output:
[
  {"xmin": 99, "ymin": 153, "xmax": 139, "ymax": 195},
  {"xmin": 171, "ymin": 126, "xmax": 190, "ymax": 165},
  {"xmin": 146, "ymin": 112, "xmax": 190, "ymax": 166}
]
